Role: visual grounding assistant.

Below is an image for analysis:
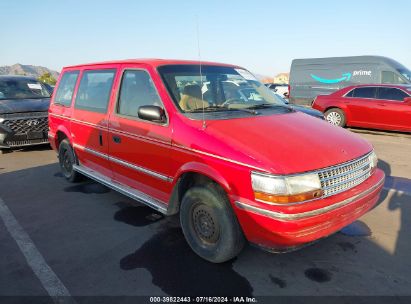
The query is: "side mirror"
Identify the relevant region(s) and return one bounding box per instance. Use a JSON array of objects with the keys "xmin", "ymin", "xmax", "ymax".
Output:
[
  {"xmin": 404, "ymin": 97, "xmax": 411, "ymax": 104},
  {"xmin": 138, "ymin": 105, "xmax": 166, "ymax": 123}
]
